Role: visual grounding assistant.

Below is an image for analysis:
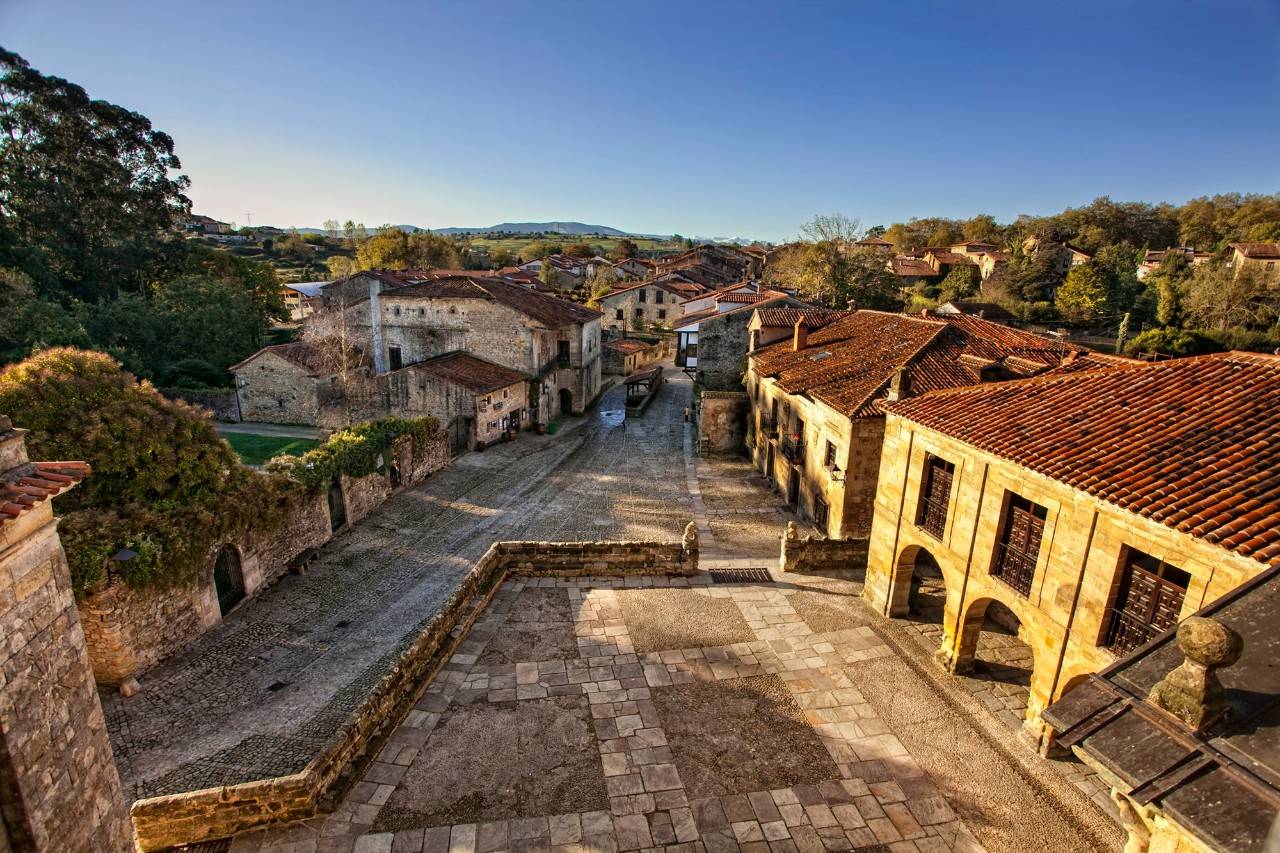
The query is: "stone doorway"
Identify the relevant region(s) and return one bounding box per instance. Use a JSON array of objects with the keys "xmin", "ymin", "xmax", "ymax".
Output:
[
  {"xmin": 327, "ymin": 479, "xmax": 347, "ymax": 532},
  {"xmin": 558, "ymin": 387, "xmax": 573, "ymax": 417},
  {"xmin": 212, "ymin": 545, "xmax": 246, "ymax": 617}
]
